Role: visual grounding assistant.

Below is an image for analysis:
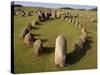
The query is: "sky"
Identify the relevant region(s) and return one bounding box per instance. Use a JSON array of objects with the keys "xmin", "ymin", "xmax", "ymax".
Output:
[{"xmin": 13, "ymin": 1, "xmax": 96, "ymax": 10}]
